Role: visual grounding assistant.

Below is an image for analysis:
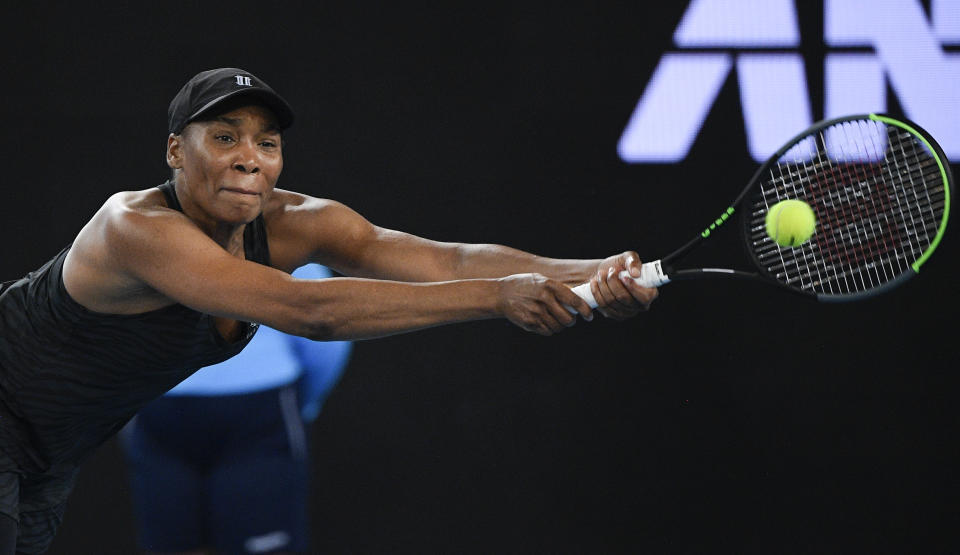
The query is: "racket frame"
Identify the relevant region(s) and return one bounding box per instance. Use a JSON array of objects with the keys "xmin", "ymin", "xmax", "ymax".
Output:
[{"xmin": 651, "ymin": 113, "xmax": 953, "ymax": 302}]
